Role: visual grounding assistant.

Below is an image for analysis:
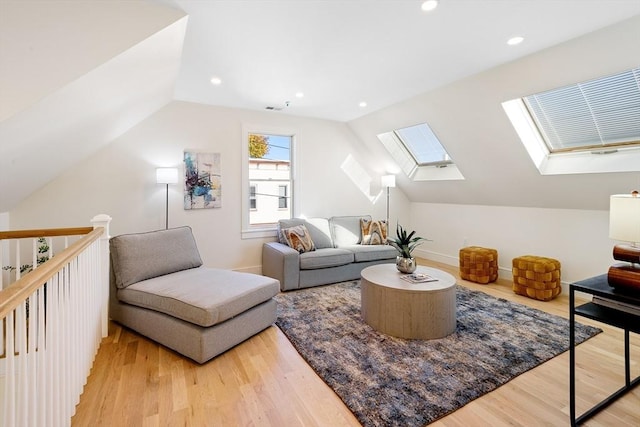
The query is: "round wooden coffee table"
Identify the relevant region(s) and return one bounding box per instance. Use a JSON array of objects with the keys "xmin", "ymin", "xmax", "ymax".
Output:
[{"xmin": 360, "ymin": 264, "xmax": 457, "ymax": 339}]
